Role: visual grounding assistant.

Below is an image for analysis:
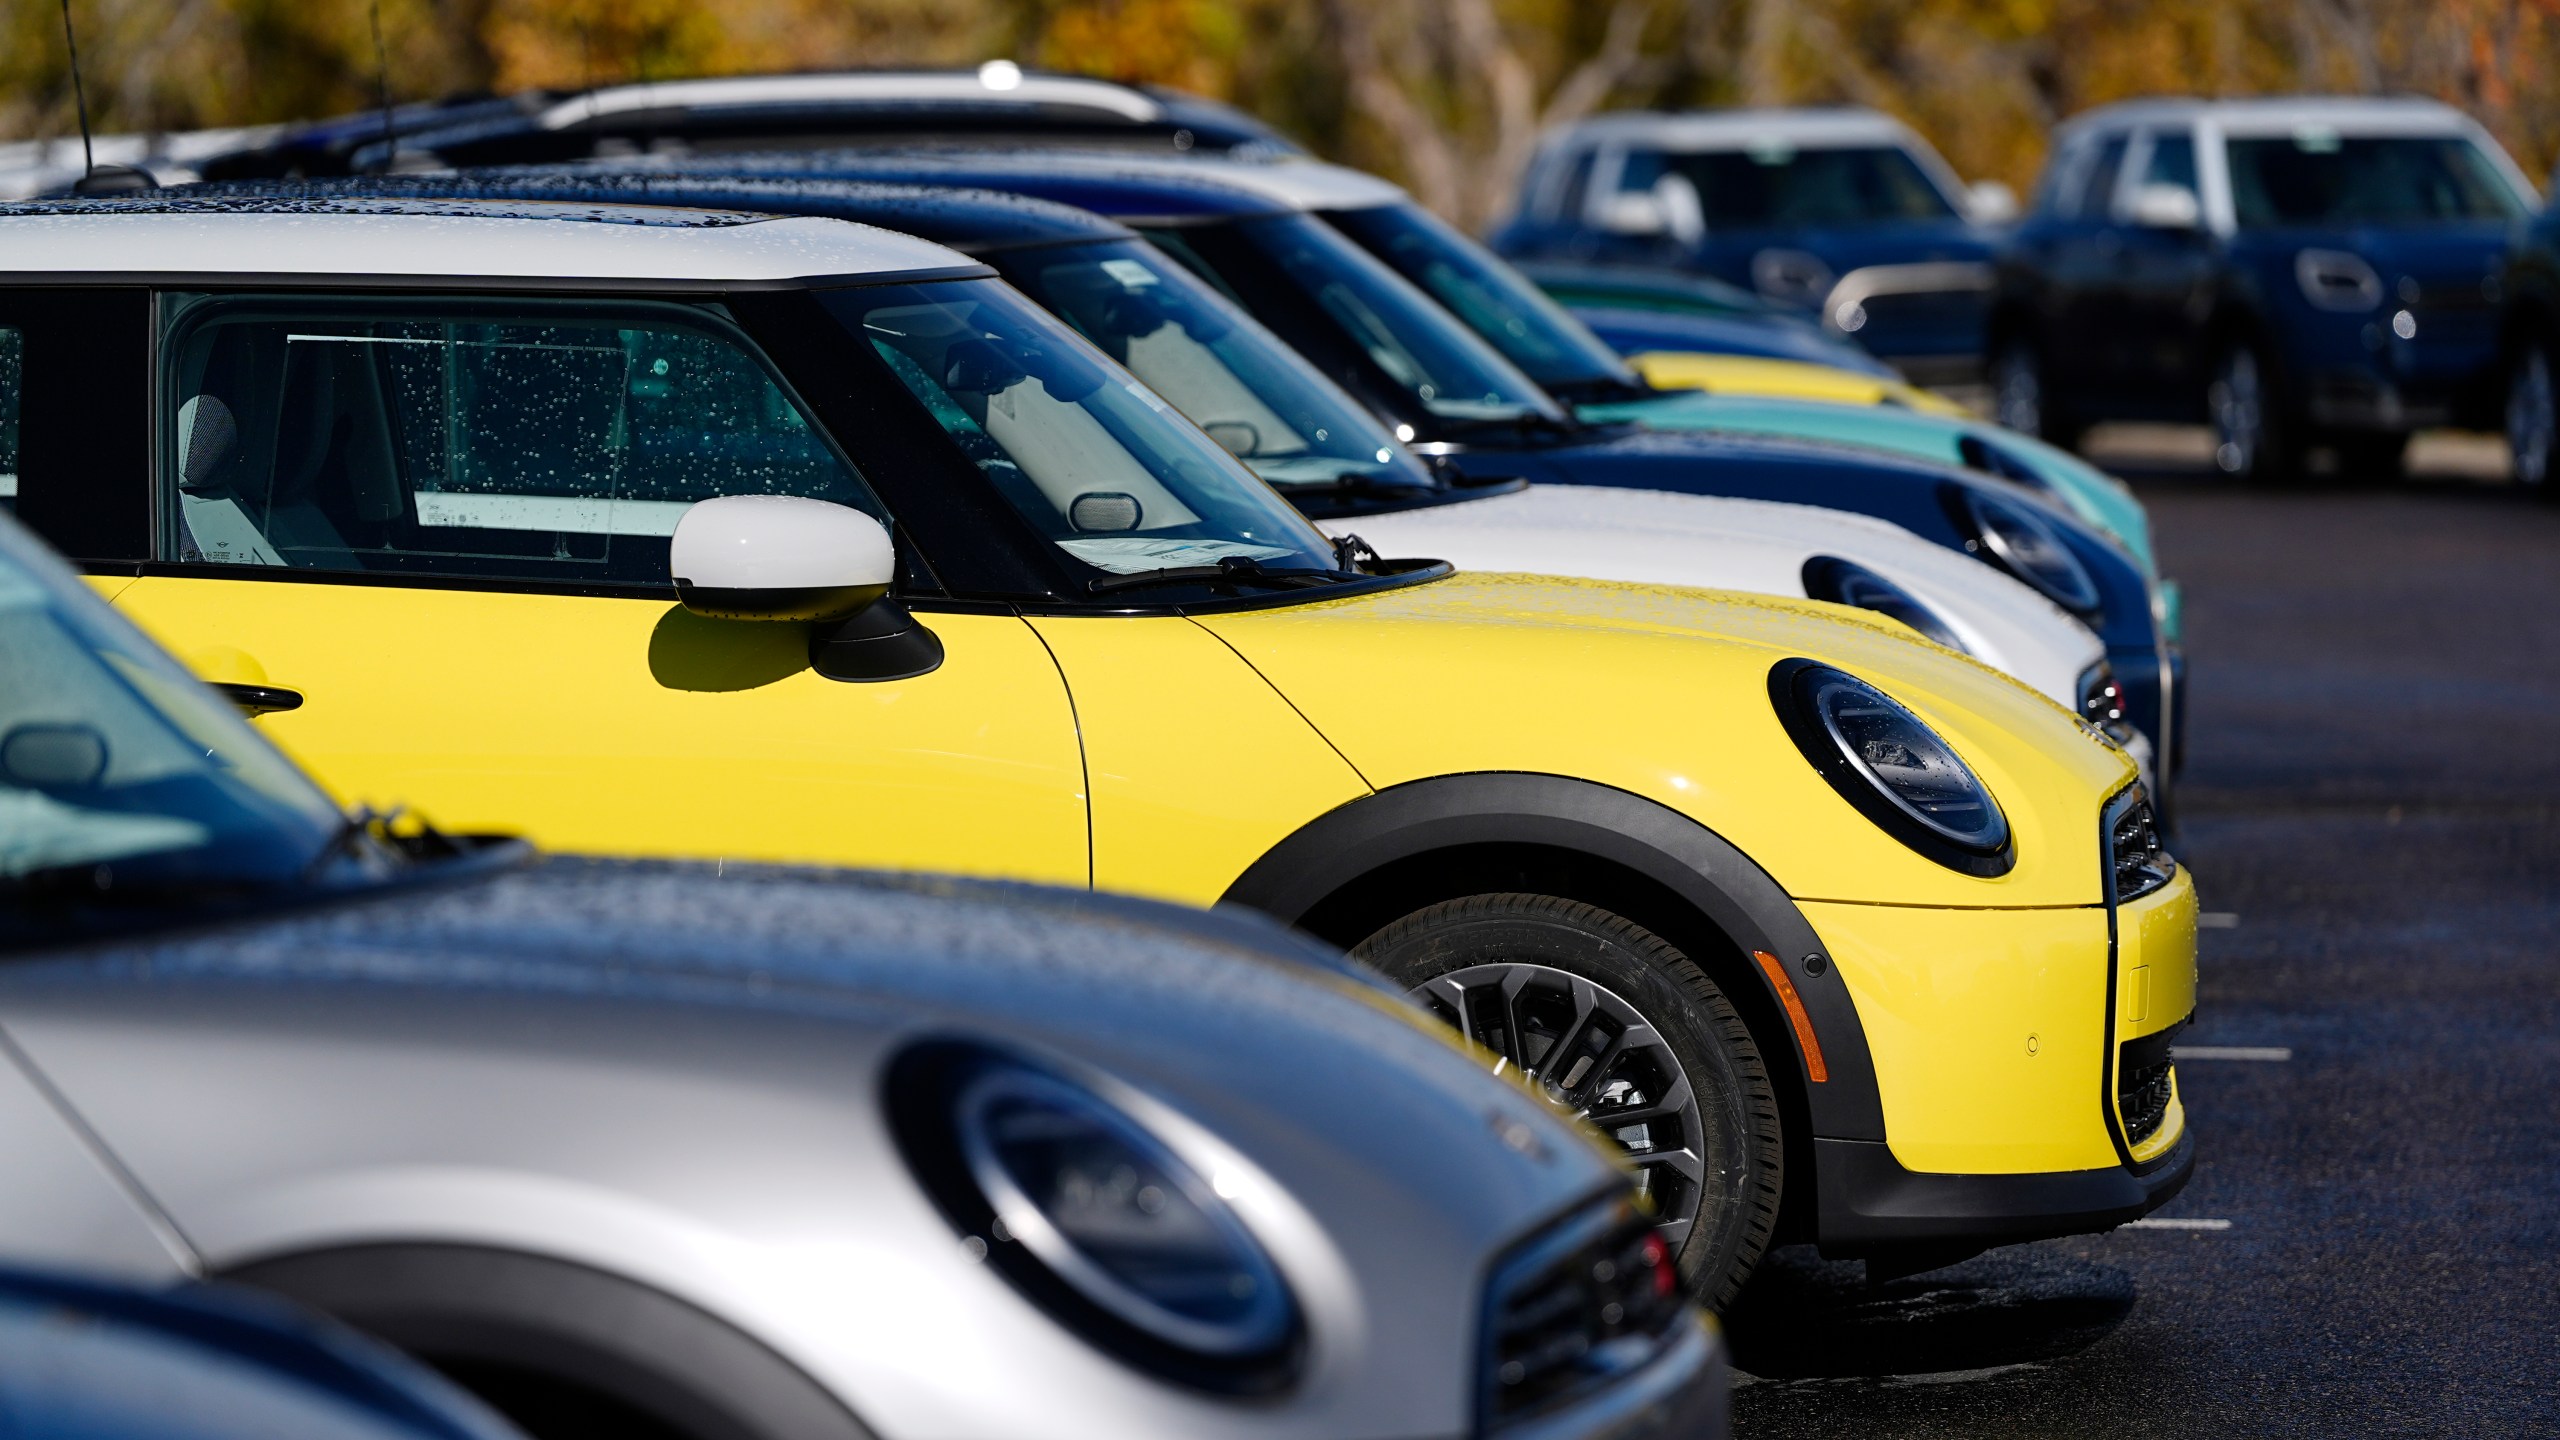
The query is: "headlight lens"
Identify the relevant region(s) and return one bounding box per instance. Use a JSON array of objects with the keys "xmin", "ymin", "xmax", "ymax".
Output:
[
  {"xmin": 1769, "ymin": 659, "xmax": 2014, "ymax": 876},
  {"xmin": 2076, "ymin": 660, "xmax": 2135, "ymax": 743},
  {"xmin": 1949, "ymin": 486, "xmax": 2103, "ymax": 616},
  {"xmin": 888, "ymin": 1041, "xmax": 1301, "ymax": 1392},
  {"xmin": 1801, "ymin": 554, "xmax": 1969, "ymax": 653}
]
